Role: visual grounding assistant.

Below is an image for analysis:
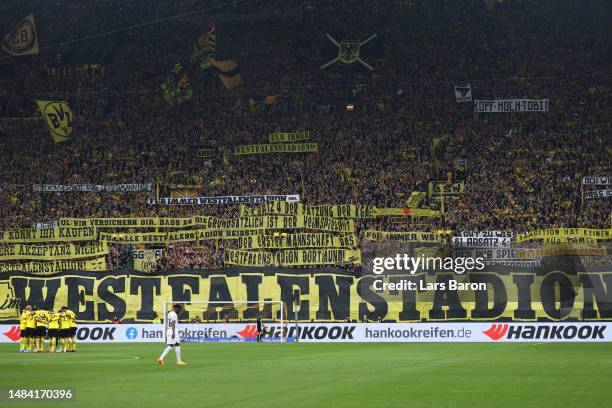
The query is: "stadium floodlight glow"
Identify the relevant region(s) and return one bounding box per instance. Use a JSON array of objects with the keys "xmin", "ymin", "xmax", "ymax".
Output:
[{"xmin": 162, "ymin": 300, "xmax": 288, "ymax": 343}]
